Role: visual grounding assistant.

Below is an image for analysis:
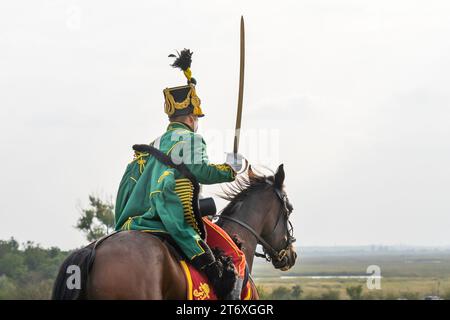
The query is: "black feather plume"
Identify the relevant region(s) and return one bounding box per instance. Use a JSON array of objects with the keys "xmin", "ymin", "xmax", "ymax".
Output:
[{"xmin": 169, "ymin": 49, "xmax": 193, "ymax": 71}]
